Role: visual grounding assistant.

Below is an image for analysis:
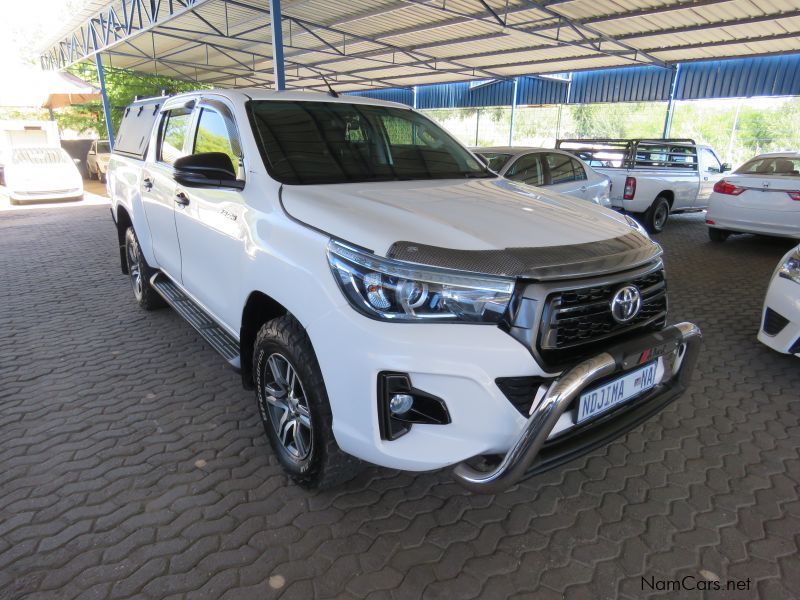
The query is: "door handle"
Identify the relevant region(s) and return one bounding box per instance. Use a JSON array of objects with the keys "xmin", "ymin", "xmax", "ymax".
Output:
[
  {"xmin": 175, "ymin": 191, "xmax": 190, "ymax": 206},
  {"xmin": 142, "ymin": 177, "xmax": 153, "ymax": 191},
  {"xmin": 580, "ymin": 186, "xmax": 587, "ymax": 192}
]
